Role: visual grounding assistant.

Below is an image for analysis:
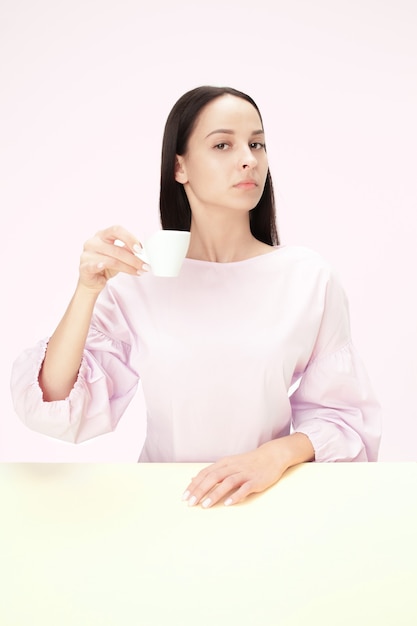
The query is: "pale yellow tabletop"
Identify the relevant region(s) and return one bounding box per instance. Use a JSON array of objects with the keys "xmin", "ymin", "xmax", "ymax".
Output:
[{"xmin": 1, "ymin": 462, "xmax": 416, "ymax": 626}]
